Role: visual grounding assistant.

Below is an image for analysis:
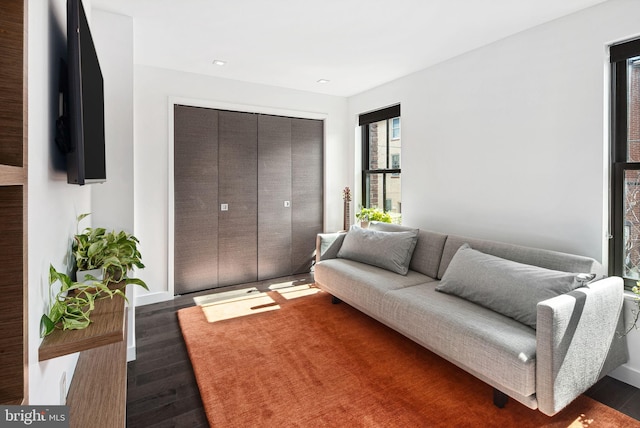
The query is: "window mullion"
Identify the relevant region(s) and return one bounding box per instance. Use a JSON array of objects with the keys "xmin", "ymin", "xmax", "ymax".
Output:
[
  {"xmin": 613, "ymin": 62, "xmax": 628, "ymax": 163},
  {"xmin": 612, "ymin": 162, "xmax": 624, "ymax": 278},
  {"xmin": 361, "ymin": 124, "xmax": 369, "ymax": 208},
  {"xmin": 385, "ymin": 119, "xmax": 390, "ymax": 170}
]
